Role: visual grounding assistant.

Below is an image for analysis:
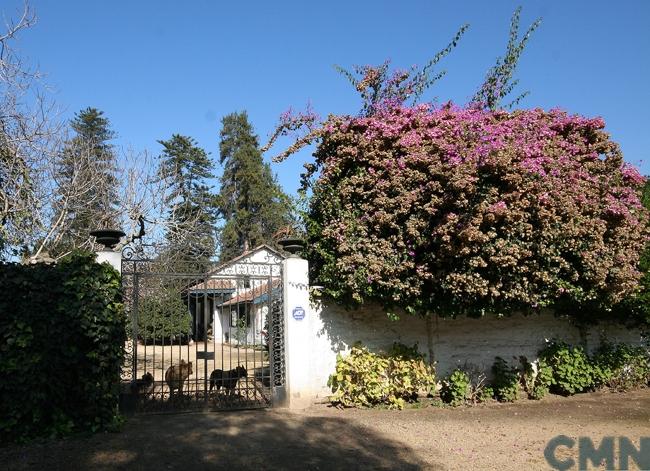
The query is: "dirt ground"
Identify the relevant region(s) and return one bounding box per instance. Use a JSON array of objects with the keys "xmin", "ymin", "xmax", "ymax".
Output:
[{"xmin": 2, "ymin": 389, "xmax": 649, "ymax": 470}]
